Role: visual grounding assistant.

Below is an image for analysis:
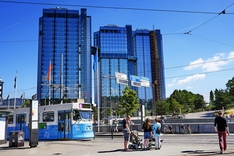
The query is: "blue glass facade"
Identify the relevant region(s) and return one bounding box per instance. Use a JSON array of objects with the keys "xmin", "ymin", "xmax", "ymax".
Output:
[
  {"xmin": 94, "ymin": 25, "xmax": 134, "ymax": 117},
  {"xmin": 94, "ymin": 25, "xmax": 165, "ymax": 117},
  {"xmin": 134, "ymin": 29, "xmax": 153, "ymax": 110},
  {"xmin": 37, "ymin": 8, "xmax": 92, "ymax": 105}
]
